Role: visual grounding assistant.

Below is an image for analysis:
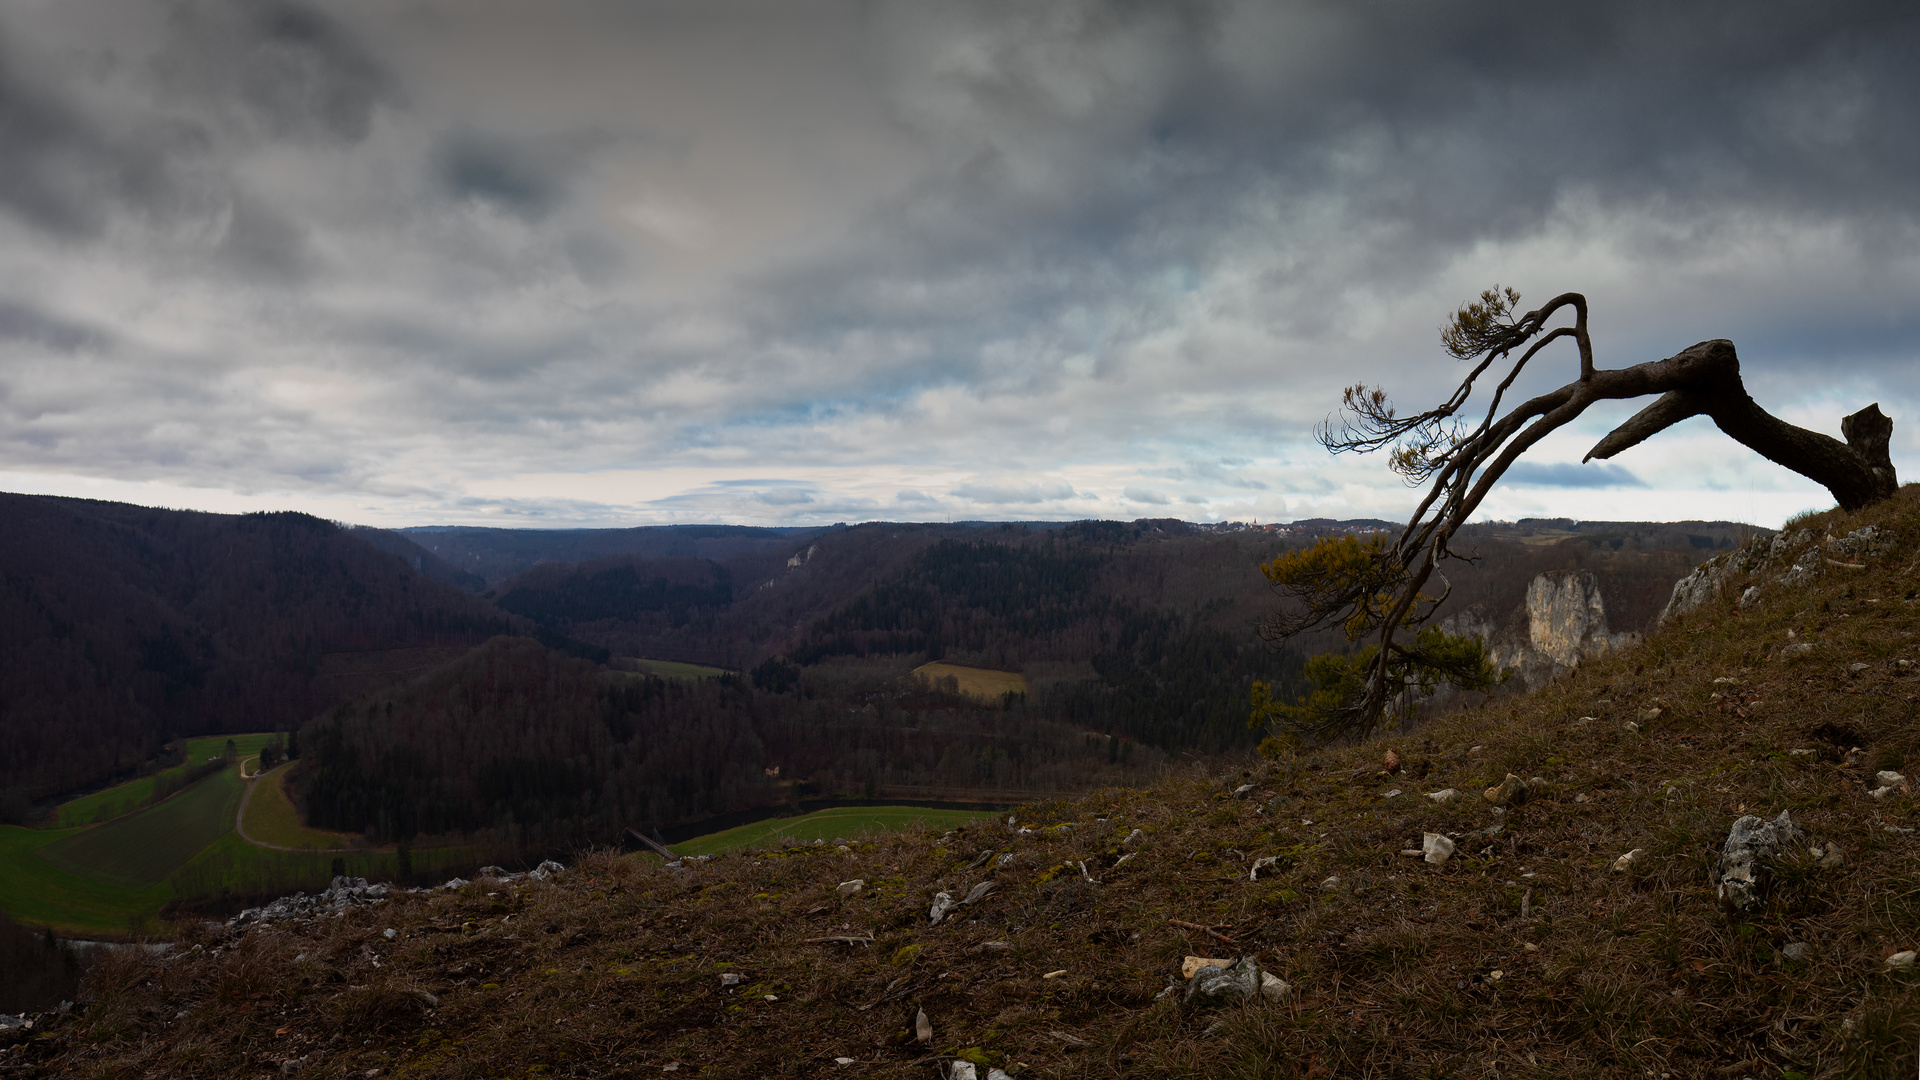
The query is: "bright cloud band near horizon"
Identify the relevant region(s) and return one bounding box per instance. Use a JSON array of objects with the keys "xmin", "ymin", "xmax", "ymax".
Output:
[{"xmin": 1, "ymin": 1, "xmax": 1916, "ymax": 531}]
